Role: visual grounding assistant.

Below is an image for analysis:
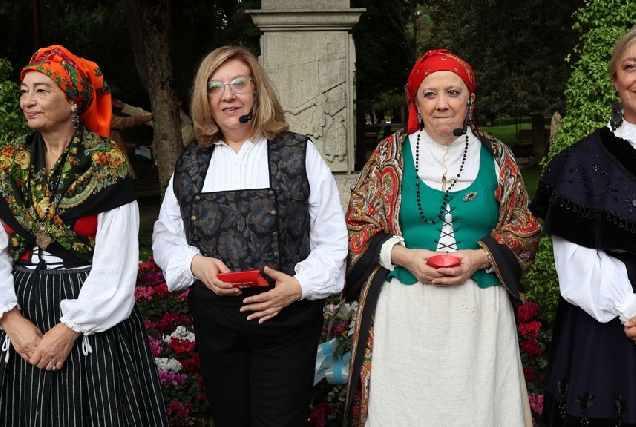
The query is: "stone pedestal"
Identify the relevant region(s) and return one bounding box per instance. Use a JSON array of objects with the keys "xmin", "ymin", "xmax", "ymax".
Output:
[{"xmin": 247, "ymin": 1, "xmax": 364, "ymax": 178}]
